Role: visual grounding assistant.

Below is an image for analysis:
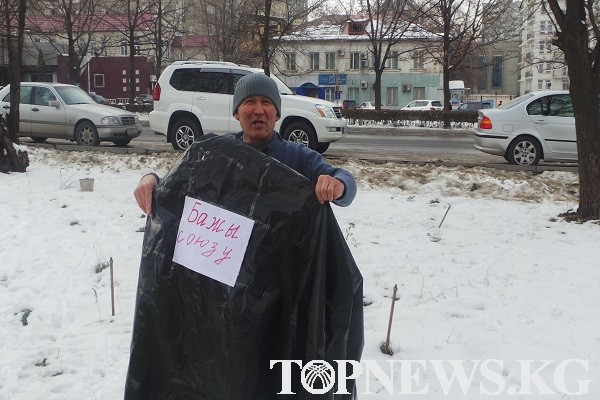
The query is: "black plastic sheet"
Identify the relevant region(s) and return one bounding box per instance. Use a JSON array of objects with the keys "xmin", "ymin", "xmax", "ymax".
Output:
[{"xmin": 124, "ymin": 135, "xmax": 364, "ymax": 399}]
